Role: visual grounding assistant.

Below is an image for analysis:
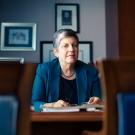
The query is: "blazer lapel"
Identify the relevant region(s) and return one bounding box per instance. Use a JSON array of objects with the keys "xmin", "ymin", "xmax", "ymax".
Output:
[{"xmin": 48, "ymin": 61, "xmax": 60, "ymax": 102}]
